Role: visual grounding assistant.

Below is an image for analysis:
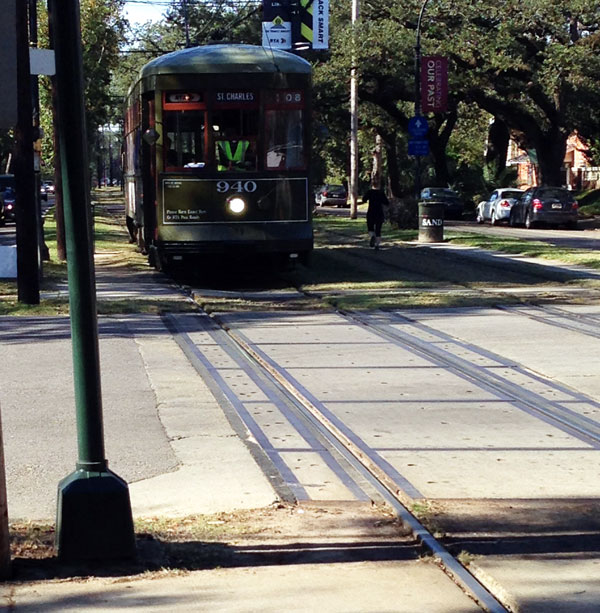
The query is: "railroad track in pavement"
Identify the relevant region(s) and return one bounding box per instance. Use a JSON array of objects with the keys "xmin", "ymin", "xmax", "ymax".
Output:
[
  {"xmin": 163, "ymin": 309, "xmax": 509, "ymax": 612},
  {"xmin": 160, "ymin": 299, "xmax": 600, "ymax": 612}
]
